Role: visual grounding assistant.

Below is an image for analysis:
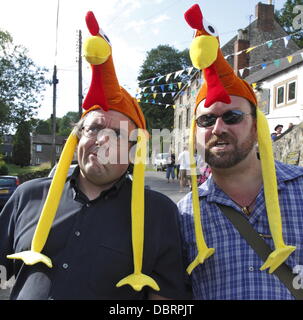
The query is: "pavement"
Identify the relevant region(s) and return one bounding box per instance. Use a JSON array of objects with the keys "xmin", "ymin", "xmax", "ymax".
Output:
[
  {"xmin": 144, "ymin": 170, "xmax": 190, "ymax": 204},
  {"xmin": 0, "ymin": 170, "xmax": 189, "ymax": 300}
]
